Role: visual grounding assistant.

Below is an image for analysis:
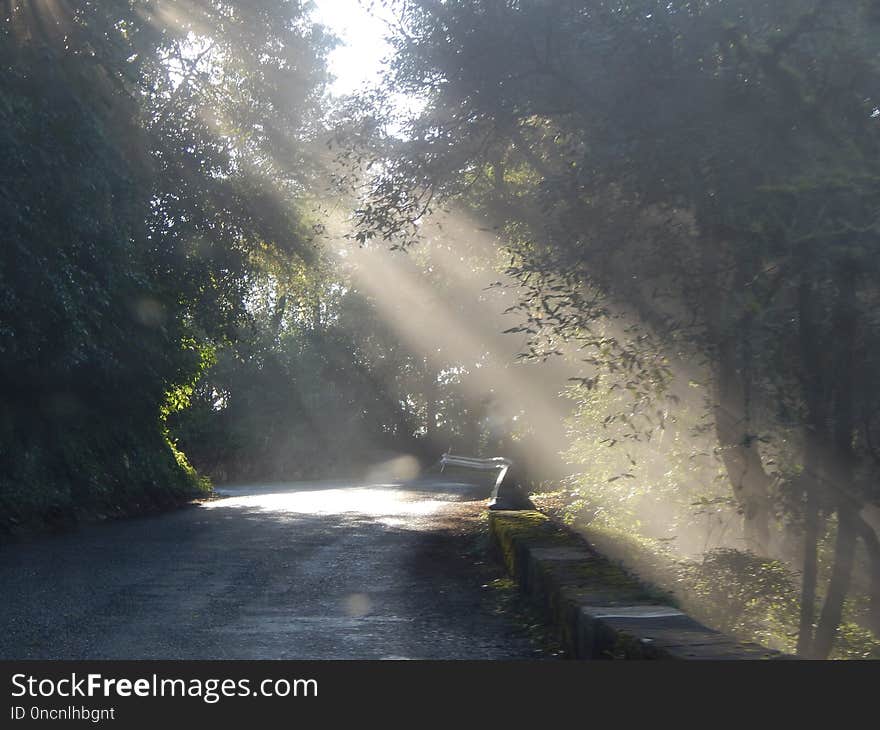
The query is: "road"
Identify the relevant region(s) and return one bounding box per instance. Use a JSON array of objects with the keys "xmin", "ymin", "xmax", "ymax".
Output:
[{"xmin": 0, "ymin": 479, "xmax": 554, "ymax": 659}]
